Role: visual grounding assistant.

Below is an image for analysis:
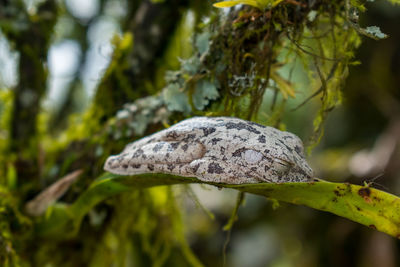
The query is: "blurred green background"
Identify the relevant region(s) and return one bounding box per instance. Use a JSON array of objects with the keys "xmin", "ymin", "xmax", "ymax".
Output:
[{"xmin": 0, "ymin": 0, "xmax": 399, "ymax": 266}]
